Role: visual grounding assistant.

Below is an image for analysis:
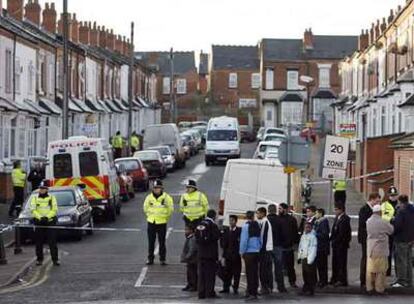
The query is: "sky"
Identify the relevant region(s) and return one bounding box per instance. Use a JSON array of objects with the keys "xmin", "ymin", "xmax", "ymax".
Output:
[{"xmin": 37, "ymin": 0, "xmax": 405, "ymax": 52}]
